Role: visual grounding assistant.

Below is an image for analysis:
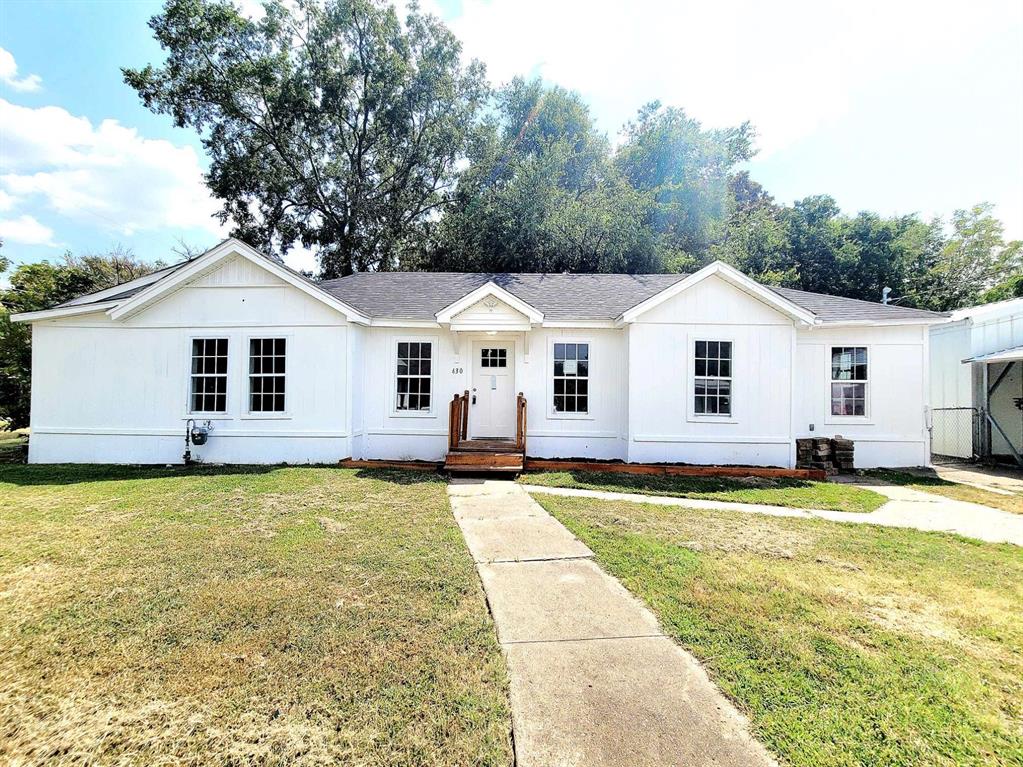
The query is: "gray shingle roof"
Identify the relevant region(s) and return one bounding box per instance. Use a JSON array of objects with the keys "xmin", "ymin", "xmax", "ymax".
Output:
[
  {"xmin": 768, "ymin": 286, "xmax": 947, "ymax": 323},
  {"xmin": 318, "ymin": 272, "xmax": 689, "ymax": 320},
  {"xmin": 320, "ymin": 272, "xmax": 947, "ymax": 323},
  {"xmin": 55, "ymin": 258, "xmax": 948, "ymax": 324}
]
